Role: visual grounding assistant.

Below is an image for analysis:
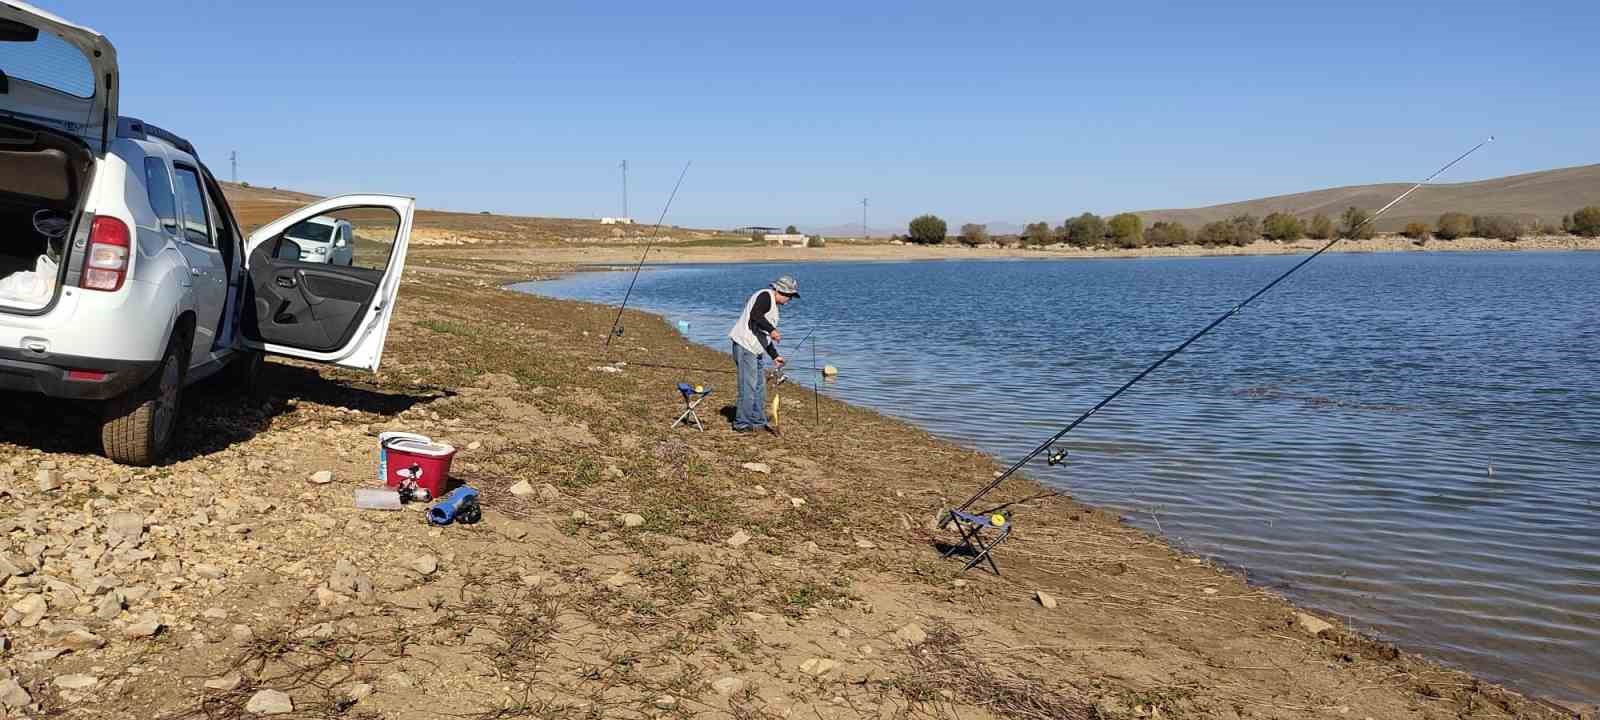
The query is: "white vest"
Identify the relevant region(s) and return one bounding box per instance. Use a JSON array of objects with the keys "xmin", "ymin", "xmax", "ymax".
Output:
[{"xmin": 728, "ymin": 289, "xmax": 779, "ymax": 356}]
